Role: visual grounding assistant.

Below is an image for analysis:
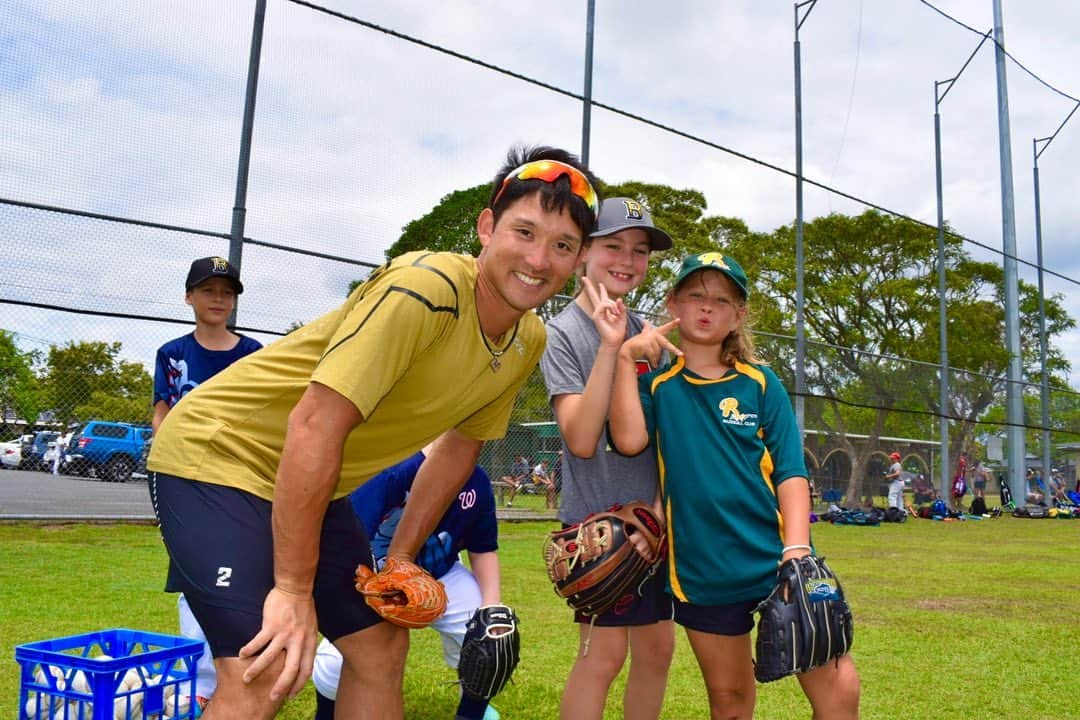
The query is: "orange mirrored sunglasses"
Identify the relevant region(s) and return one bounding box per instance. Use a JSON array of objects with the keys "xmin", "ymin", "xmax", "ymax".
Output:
[{"xmin": 492, "ymin": 160, "xmax": 599, "ymax": 220}]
